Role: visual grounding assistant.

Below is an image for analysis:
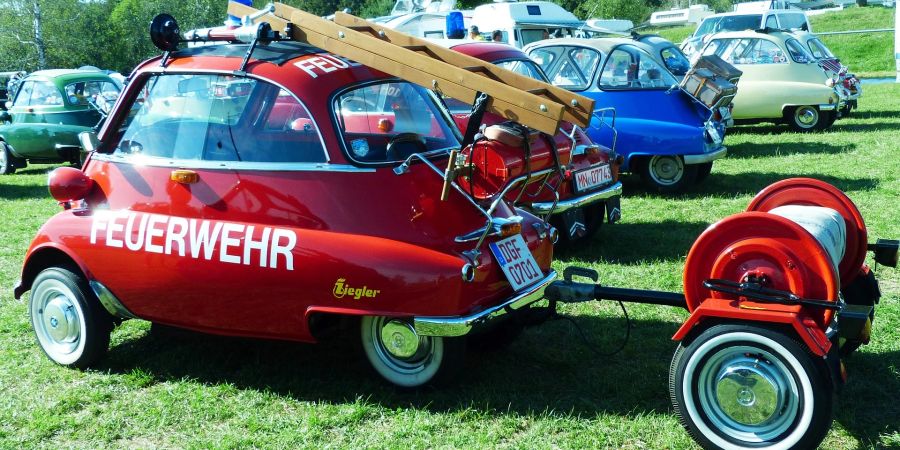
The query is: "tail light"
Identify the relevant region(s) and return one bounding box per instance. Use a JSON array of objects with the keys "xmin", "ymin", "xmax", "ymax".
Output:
[{"xmin": 712, "ymin": 108, "xmax": 722, "ymax": 122}]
